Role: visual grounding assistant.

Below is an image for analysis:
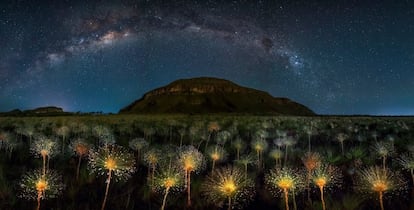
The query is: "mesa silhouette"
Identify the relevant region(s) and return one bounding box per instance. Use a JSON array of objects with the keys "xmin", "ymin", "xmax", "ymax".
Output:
[{"xmin": 120, "ymin": 77, "xmax": 315, "ymax": 115}]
